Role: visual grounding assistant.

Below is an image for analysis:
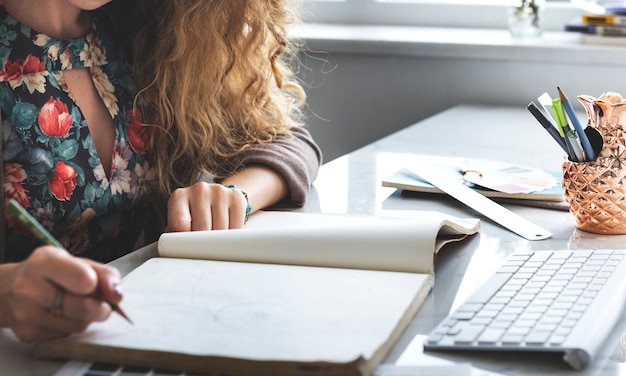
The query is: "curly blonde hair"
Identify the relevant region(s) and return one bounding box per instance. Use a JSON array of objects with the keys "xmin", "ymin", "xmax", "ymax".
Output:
[{"xmin": 129, "ymin": 0, "xmax": 305, "ymax": 197}]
